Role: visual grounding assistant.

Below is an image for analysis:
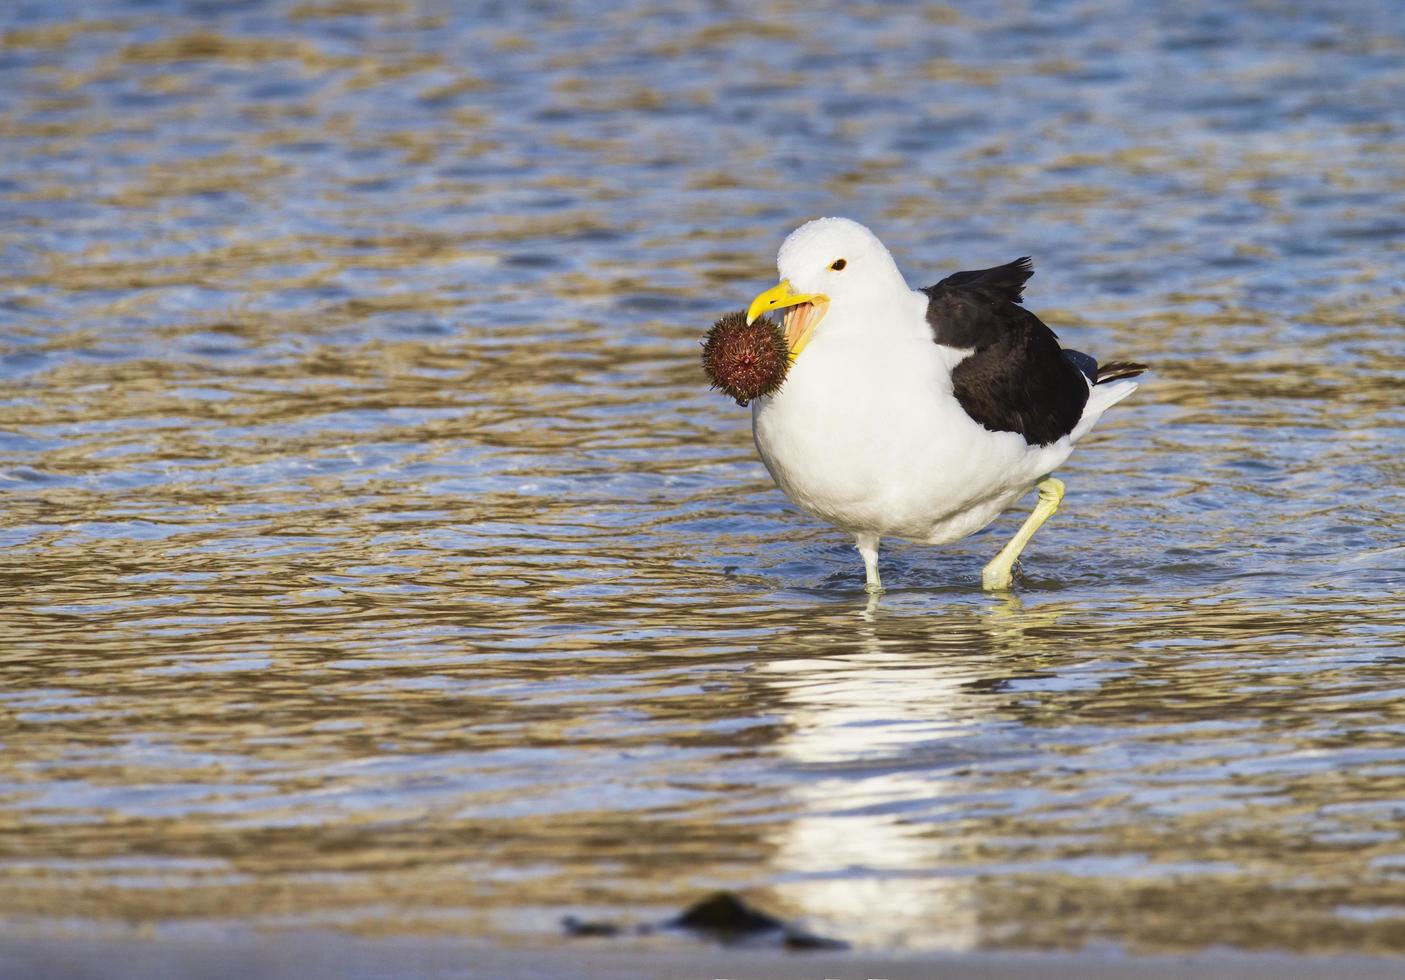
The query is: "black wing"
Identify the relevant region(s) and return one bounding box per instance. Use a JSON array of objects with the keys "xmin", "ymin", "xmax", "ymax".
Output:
[
  {"xmin": 1063, "ymin": 349, "xmax": 1149, "ymax": 385},
  {"xmin": 922, "ymin": 257, "xmax": 1090, "ymax": 446}
]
